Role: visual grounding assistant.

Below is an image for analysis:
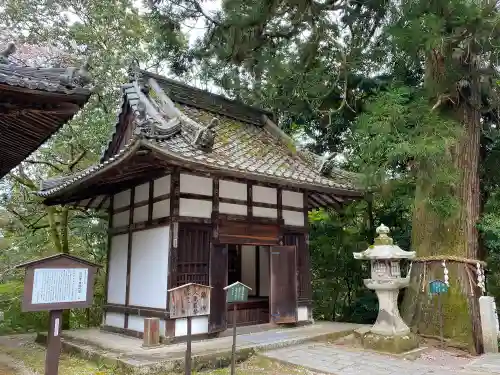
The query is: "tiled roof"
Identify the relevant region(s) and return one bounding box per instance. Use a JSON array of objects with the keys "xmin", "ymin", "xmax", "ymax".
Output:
[
  {"xmin": 0, "ymin": 43, "xmax": 92, "ymax": 178},
  {"xmin": 39, "ymin": 75, "xmax": 362, "ymax": 199},
  {"xmin": 0, "ymin": 42, "xmax": 91, "ymax": 96},
  {"xmin": 154, "ymin": 104, "xmax": 359, "ymax": 191},
  {"xmin": 0, "ymin": 64, "xmax": 91, "ymax": 95}
]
